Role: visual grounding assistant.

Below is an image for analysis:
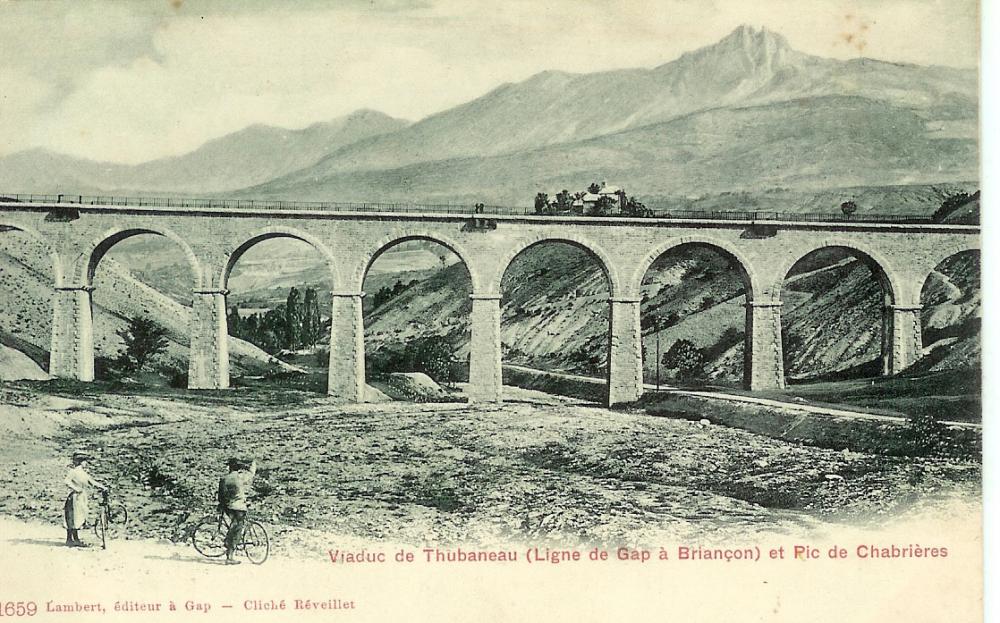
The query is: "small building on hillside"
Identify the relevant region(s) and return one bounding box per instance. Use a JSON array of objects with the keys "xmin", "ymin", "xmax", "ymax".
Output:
[
  {"xmin": 537, "ymin": 181, "xmax": 628, "ymax": 215},
  {"xmin": 580, "ymin": 182, "xmax": 626, "ymax": 214}
]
